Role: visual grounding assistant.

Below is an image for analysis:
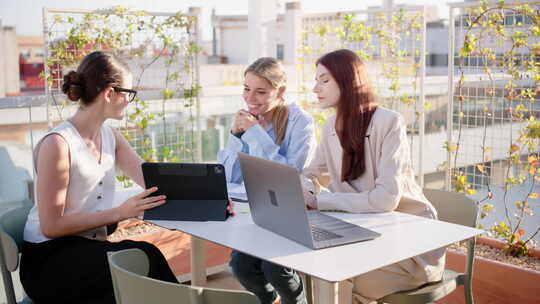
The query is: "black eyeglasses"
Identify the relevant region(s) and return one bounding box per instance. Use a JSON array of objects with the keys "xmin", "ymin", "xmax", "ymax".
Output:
[{"xmin": 113, "ymin": 87, "xmax": 138, "ymax": 103}]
